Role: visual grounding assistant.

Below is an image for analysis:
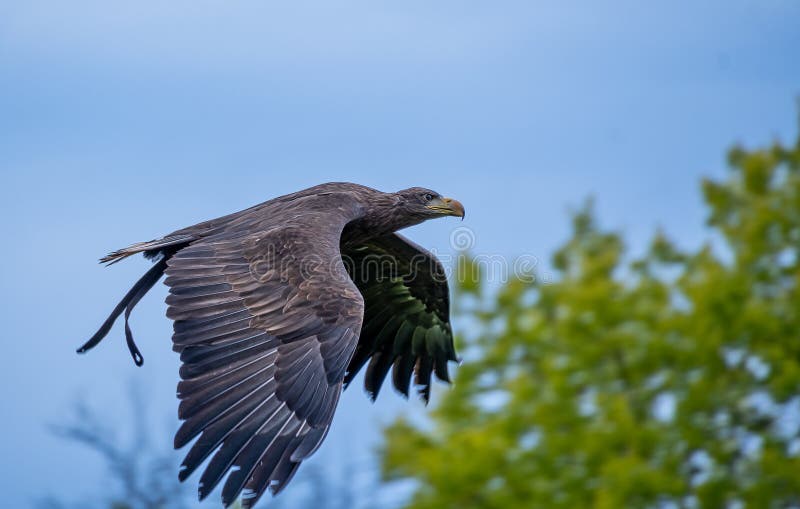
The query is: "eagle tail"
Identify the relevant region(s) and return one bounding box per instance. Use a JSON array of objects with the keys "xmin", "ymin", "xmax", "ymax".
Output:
[{"xmin": 99, "ymin": 234, "xmax": 195, "ymax": 265}]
